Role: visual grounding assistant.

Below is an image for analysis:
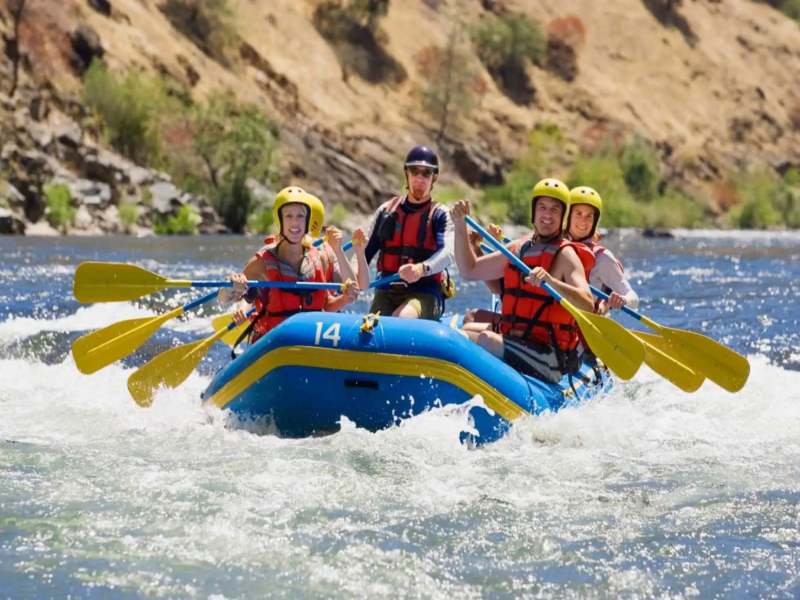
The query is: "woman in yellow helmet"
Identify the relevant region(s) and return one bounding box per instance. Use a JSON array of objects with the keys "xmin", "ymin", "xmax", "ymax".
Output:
[
  {"xmin": 566, "ymin": 186, "xmax": 639, "ymax": 315},
  {"xmin": 218, "ymin": 187, "xmax": 359, "ymax": 343}
]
